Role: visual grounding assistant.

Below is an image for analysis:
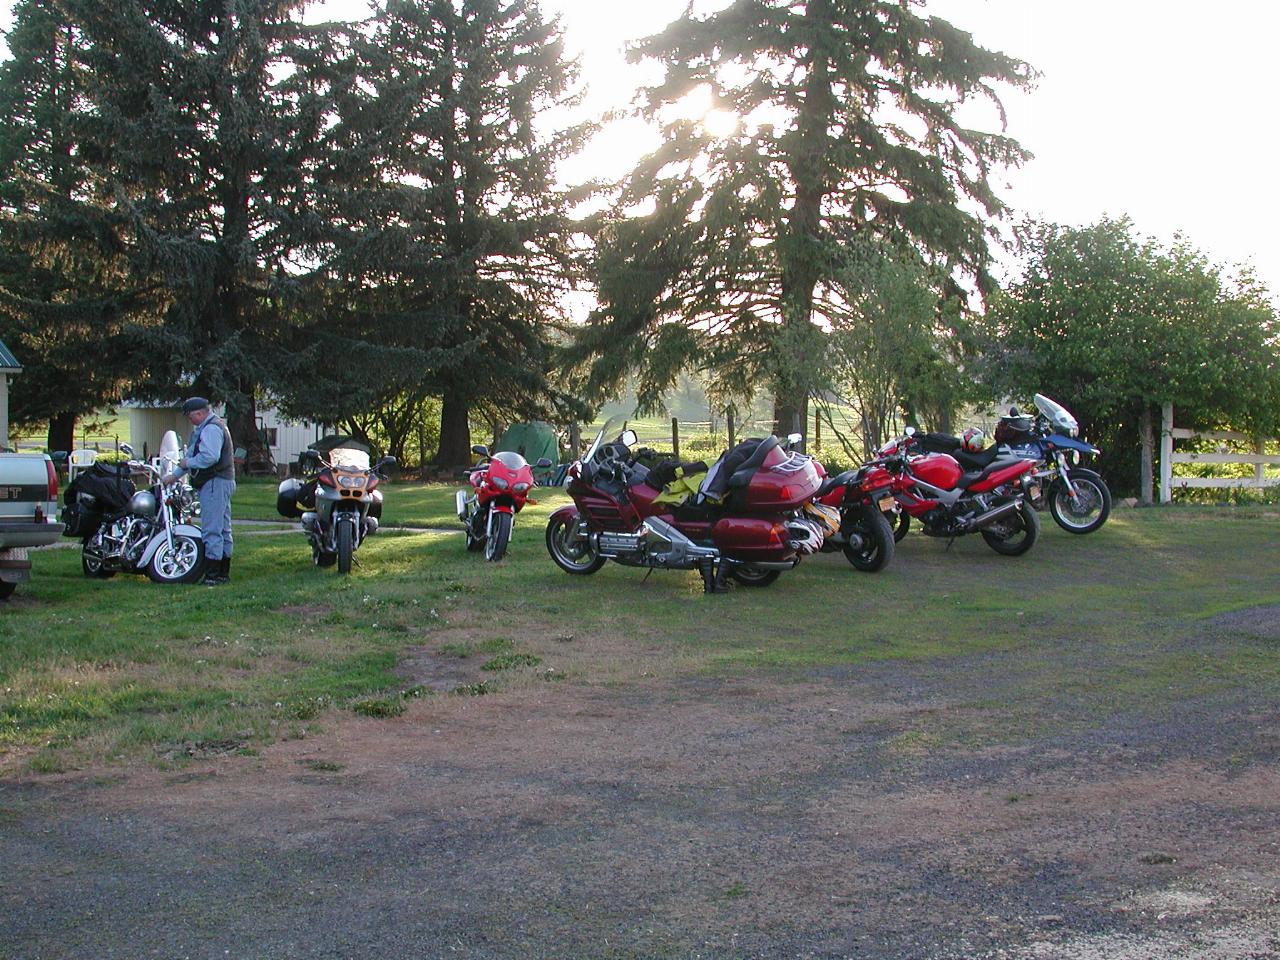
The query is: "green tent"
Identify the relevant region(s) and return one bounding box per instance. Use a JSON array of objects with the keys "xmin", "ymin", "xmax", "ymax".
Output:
[{"xmin": 496, "ymin": 421, "xmax": 560, "ymax": 482}]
